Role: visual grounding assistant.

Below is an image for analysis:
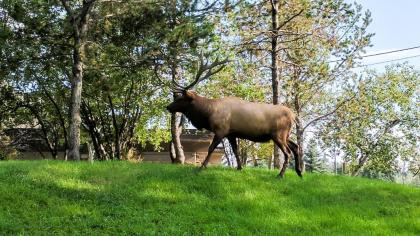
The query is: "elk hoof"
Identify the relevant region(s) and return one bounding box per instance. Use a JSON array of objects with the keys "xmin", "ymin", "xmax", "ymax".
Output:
[
  {"xmin": 200, "ymin": 164, "xmax": 207, "ymax": 169},
  {"xmin": 277, "ymin": 174, "xmax": 284, "ymax": 179},
  {"xmin": 236, "ymin": 166, "xmax": 243, "ymax": 170}
]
